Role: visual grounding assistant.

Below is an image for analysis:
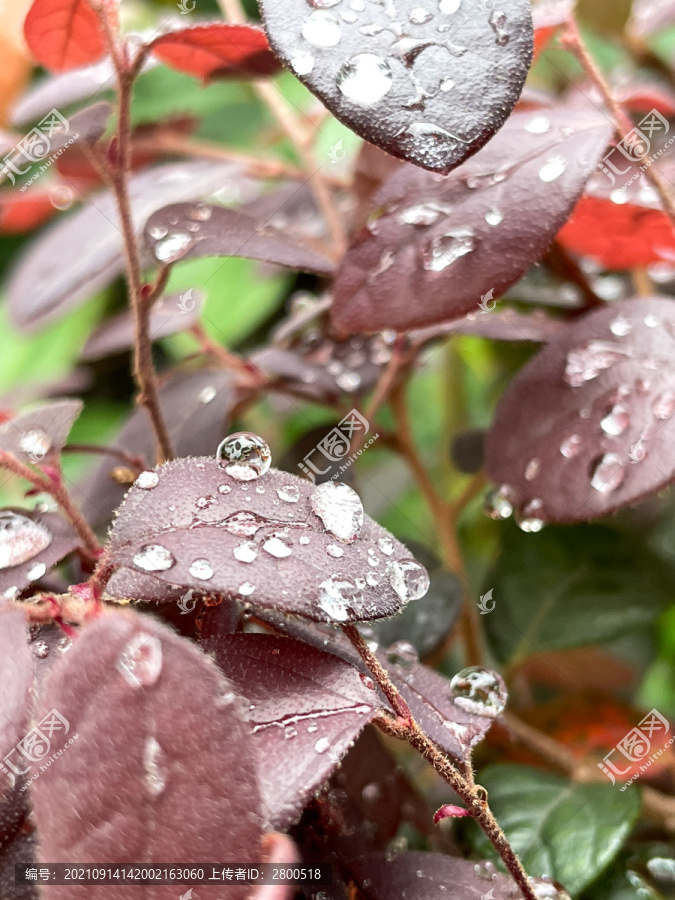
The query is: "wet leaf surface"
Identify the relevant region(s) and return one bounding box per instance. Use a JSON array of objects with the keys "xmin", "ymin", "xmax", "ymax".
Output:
[
  {"xmin": 149, "ymin": 23, "xmax": 281, "ymax": 81},
  {"xmin": 23, "ymin": 0, "xmax": 106, "ymax": 73},
  {"xmin": 260, "ymin": 0, "xmax": 533, "ymax": 174},
  {"xmin": 0, "ymin": 608, "xmax": 32, "ymax": 796},
  {"xmin": 7, "ymin": 161, "xmax": 253, "ymax": 332},
  {"xmin": 0, "ymin": 399, "xmax": 82, "ymax": 463},
  {"xmin": 106, "ymin": 456, "xmax": 429, "ymax": 624},
  {"xmin": 213, "ymin": 633, "xmax": 378, "ymax": 829},
  {"xmin": 485, "ymin": 297, "xmax": 675, "ymax": 523},
  {"xmin": 331, "ymin": 110, "xmax": 613, "ymax": 332},
  {"xmin": 142, "ymin": 202, "xmax": 335, "ymax": 274},
  {"xmin": 80, "ymin": 368, "xmax": 237, "ymax": 527},
  {"xmin": 0, "ymin": 509, "xmax": 79, "ymax": 601},
  {"xmin": 32, "ymin": 610, "xmax": 262, "ymax": 895},
  {"xmin": 411, "ymin": 307, "xmax": 567, "ymax": 345}
]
